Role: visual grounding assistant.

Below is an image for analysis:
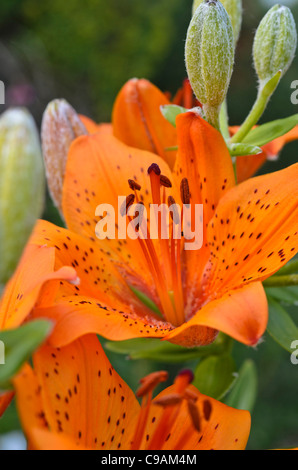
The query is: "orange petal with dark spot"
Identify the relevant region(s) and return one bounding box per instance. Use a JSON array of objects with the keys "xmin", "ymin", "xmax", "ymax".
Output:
[
  {"xmin": 206, "ymin": 163, "xmax": 298, "ymax": 294},
  {"xmin": 164, "ymin": 282, "xmax": 268, "ymax": 346},
  {"xmin": 63, "ymin": 130, "xmax": 178, "ymax": 297},
  {"xmin": 112, "ymin": 78, "xmax": 177, "ymax": 169},
  {"xmin": 174, "ymin": 112, "xmax": 235, "ymax": 317},
  {"xmin": 32, "ymin": 295, "xmax": 173, "ymax": 348},
  {"xmin": 14, "ymin": 335, "xmax": 139, "ymax": 450},
  {"xmin": 0, "ymin": 244, "xmax": 78, "ymax": 329}
]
